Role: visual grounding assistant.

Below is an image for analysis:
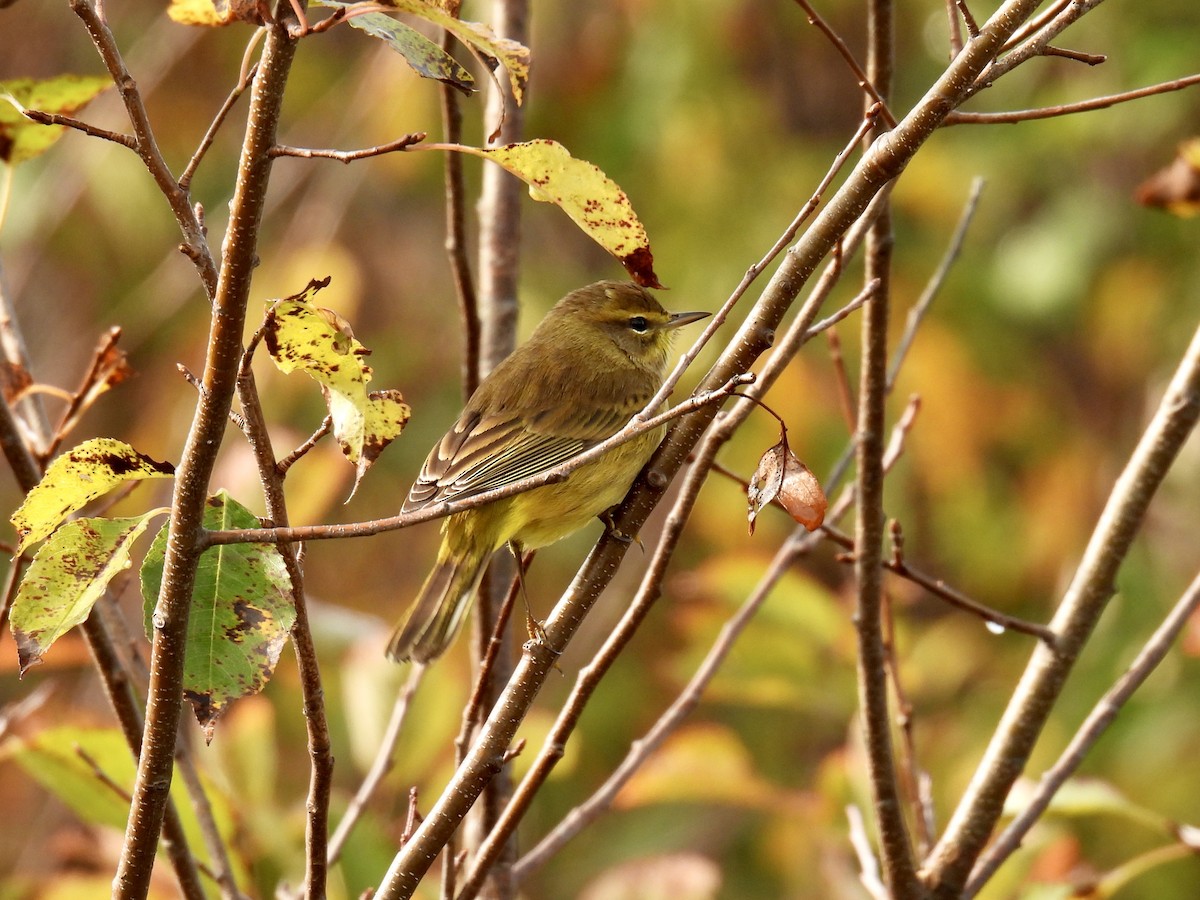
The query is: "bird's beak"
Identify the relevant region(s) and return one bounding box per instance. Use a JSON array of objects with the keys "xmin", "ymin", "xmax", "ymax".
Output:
[{"xmin": 665, "ymin": 310, "xmax": 710, "ymax": 329}]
